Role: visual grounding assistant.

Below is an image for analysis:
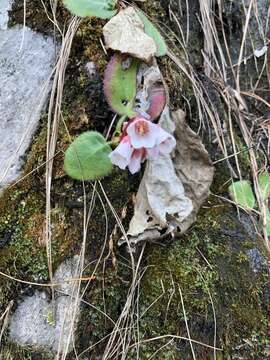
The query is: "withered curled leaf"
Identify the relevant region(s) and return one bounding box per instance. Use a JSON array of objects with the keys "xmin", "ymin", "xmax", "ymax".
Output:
[{"xmin": 103, "ymin": 7, "xmax": 157, "ymax": 63}]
